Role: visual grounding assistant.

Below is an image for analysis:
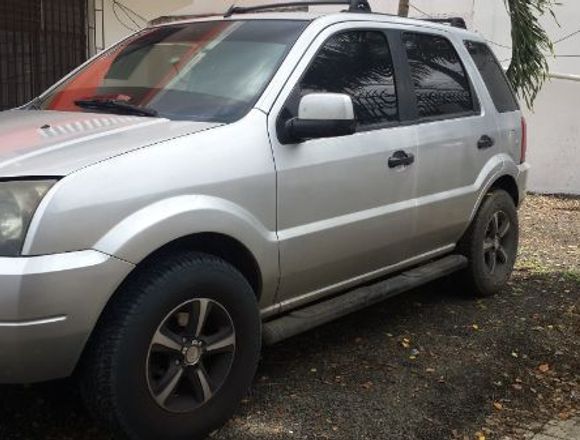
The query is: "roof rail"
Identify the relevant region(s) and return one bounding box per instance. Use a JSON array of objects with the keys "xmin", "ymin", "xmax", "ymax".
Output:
[
  {"xmin": 421, "ymin": 17, "xmax": 467, "ymax": 29},
  {"xmin": 224, "ymin": 1, "xmax": 371, "ymax": 18}
]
